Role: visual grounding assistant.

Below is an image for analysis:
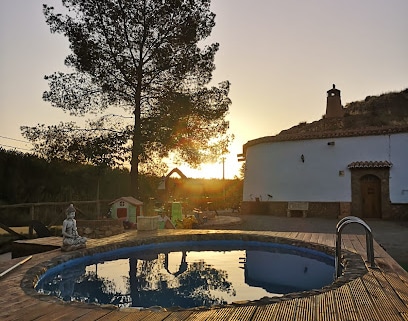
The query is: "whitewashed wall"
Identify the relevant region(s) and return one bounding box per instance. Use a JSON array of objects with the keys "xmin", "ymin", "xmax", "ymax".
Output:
[
  {"xmin": 390, "ymin": 134, "xmax": 408, "ymax": 203},
  {"xmin": 243, "ymin": 133, "xmax": 408, "ymax": 203}
]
